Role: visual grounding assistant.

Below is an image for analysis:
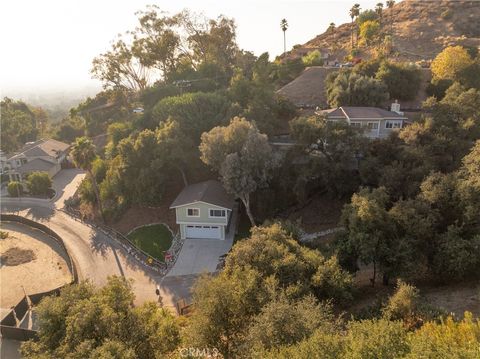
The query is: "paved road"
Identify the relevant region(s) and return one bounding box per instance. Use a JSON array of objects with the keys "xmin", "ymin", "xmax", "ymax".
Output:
[{"xmin": 1, "ymin": 170, "xmax": 196, "ymax": 312}]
